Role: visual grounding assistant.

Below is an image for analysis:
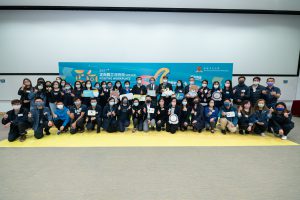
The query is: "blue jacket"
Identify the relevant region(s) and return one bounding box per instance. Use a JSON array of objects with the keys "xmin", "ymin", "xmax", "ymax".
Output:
[
  {"xmin": 54, "ymin": 107, "xmax": 70, "ymax": 127},
  {"xmin": 220, "ymin": 106, "xmax": 238, "ymax": 126},
  {"xmin": 249, "ymin": 110, "xmax": 271, "ymax": 126},
  {"xmin": 204, "ymin": 106, "xmax": 219, "ymax": 123},
  {"xmin": 29, "ymin": 107, "xmax": 52, "ymax": 131}
]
